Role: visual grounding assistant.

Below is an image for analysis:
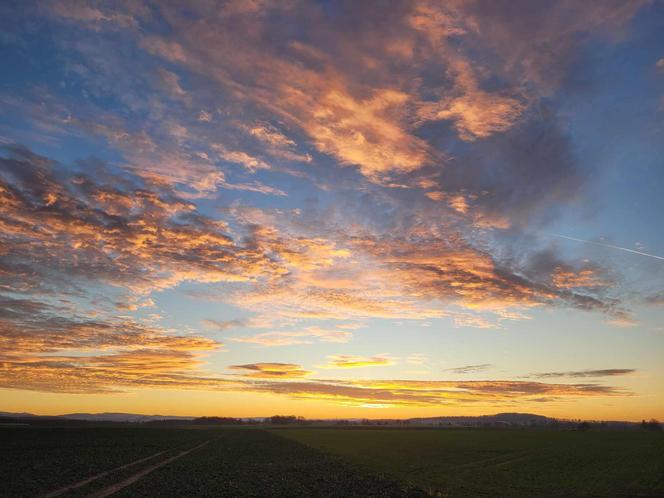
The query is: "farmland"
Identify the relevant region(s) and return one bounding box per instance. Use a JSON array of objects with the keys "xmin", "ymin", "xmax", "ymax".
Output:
[
  {"xmin": 2, "ymin": 426, "xmax": 663, "ymax": 497},
  {"xmin": 1, "ymin": 426, "xmax": 425, "ymax": 497},
  {"xmin": 277, "ymin": 428, "xmax": 664, "ymax": 497}
]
